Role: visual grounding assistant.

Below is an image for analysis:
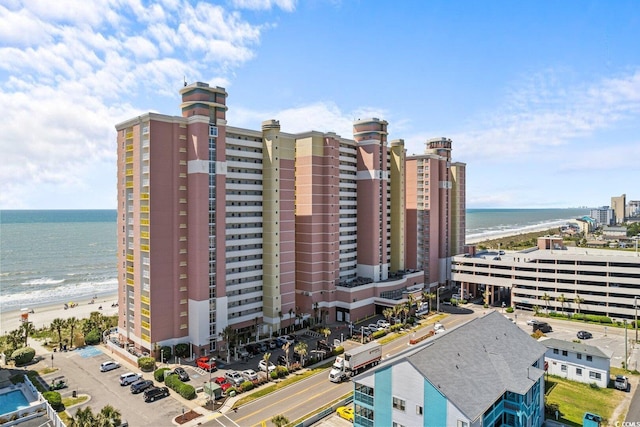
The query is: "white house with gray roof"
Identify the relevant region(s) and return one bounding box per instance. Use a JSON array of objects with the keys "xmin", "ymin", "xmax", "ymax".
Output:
[
  {"xmin": 352, "ymin": 311, "xmax": 547, "ymax": 427},
  {"xmin": 540, "ymin": 337, "xmax": 612, "ymax": 388}
]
